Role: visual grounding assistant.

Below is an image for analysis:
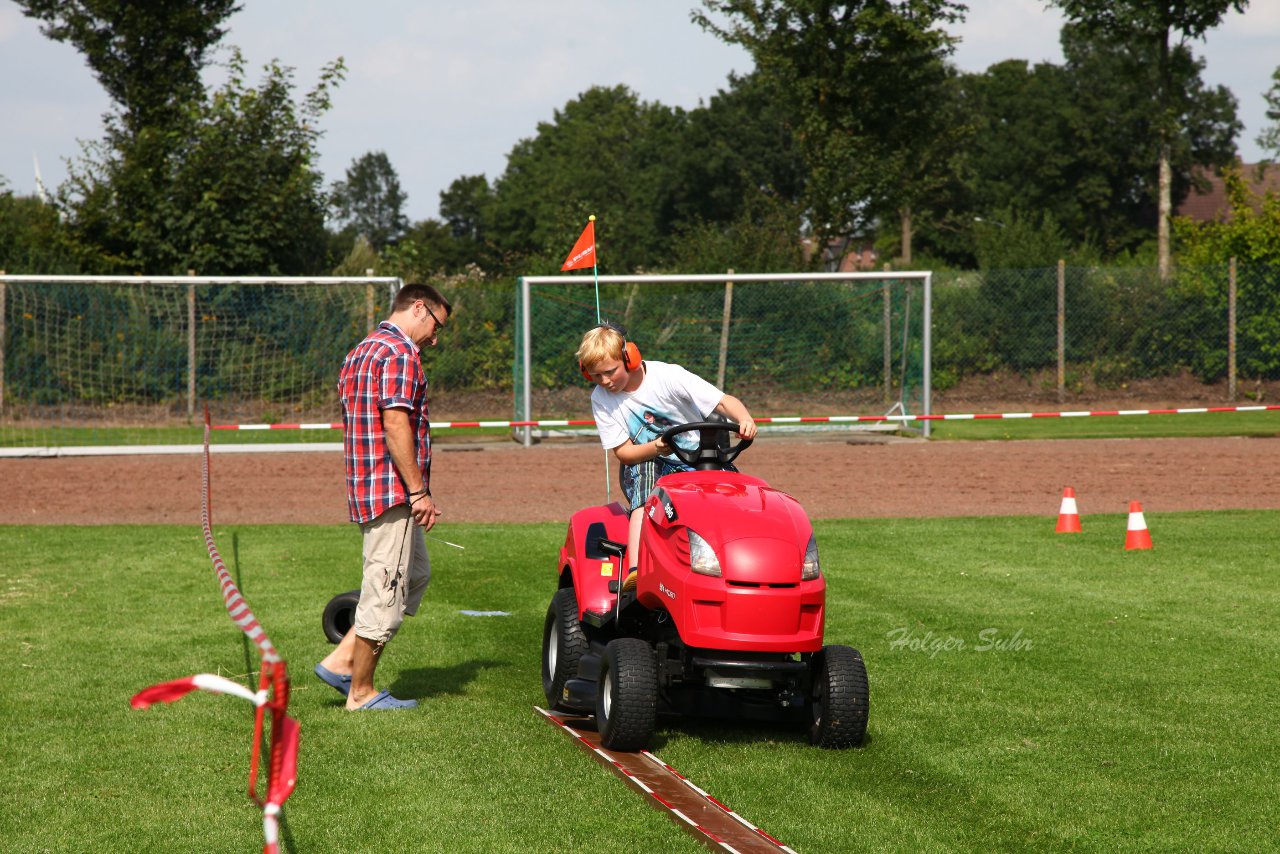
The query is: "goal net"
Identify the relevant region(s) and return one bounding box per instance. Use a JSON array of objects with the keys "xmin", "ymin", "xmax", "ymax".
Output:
[
  {"xmin": 0, "ymin": 275, "xmax": 401, "ymax": 455},
  {"xmin": 513, "ymin": 272, "xmax": 933, "ymax": 442}
]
